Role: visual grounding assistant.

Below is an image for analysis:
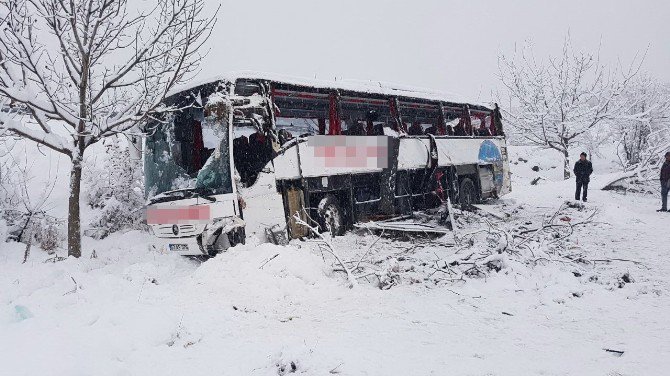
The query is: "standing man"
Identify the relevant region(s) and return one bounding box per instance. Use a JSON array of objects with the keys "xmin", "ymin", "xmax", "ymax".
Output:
[
  {"xmin": 659, "ymin": 152, "xmax": 670, "ymax": 212},
  {"xmin": 573, "ymin": 152, "xmax": 593, "ymax": 202}
]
